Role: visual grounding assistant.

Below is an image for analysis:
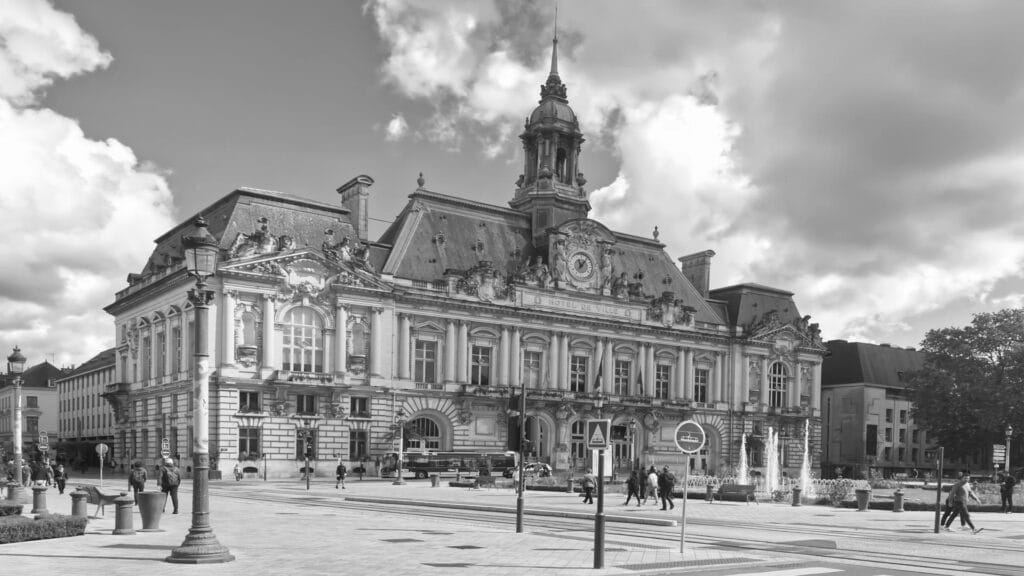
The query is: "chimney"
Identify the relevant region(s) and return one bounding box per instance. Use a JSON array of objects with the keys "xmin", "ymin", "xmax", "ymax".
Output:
[
  {"xmin": 336, "ymin": 175, "xmax": 375, "ymax": 241},
  {"xmin": 678, "ymin": 250, "xmax": 716, "ymax": 297}
]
